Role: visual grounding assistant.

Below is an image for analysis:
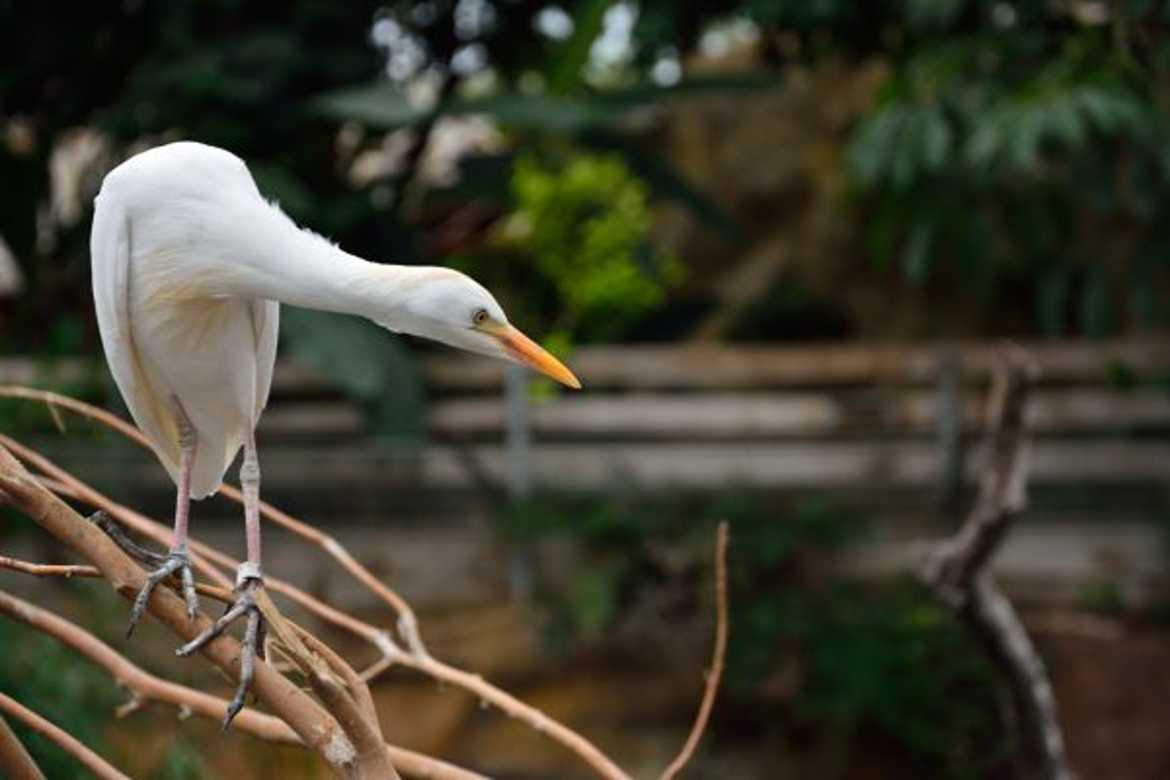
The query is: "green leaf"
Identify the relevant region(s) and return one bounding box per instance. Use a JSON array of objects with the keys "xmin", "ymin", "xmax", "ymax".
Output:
[{"xmin": 580, "ymin": 130, "xmax": 742, "ymax": 240}]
